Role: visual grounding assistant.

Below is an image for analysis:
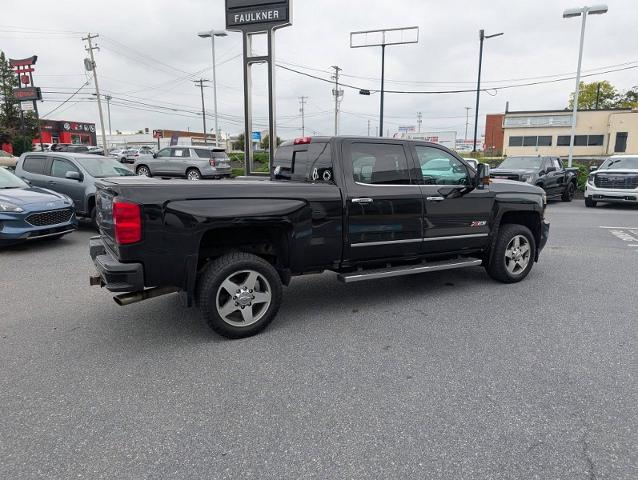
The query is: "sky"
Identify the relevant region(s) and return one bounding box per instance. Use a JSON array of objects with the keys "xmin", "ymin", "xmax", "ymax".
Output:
[{"xmin": 1, "ymin": 0, "xmax": 637, "ymax": 141}]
